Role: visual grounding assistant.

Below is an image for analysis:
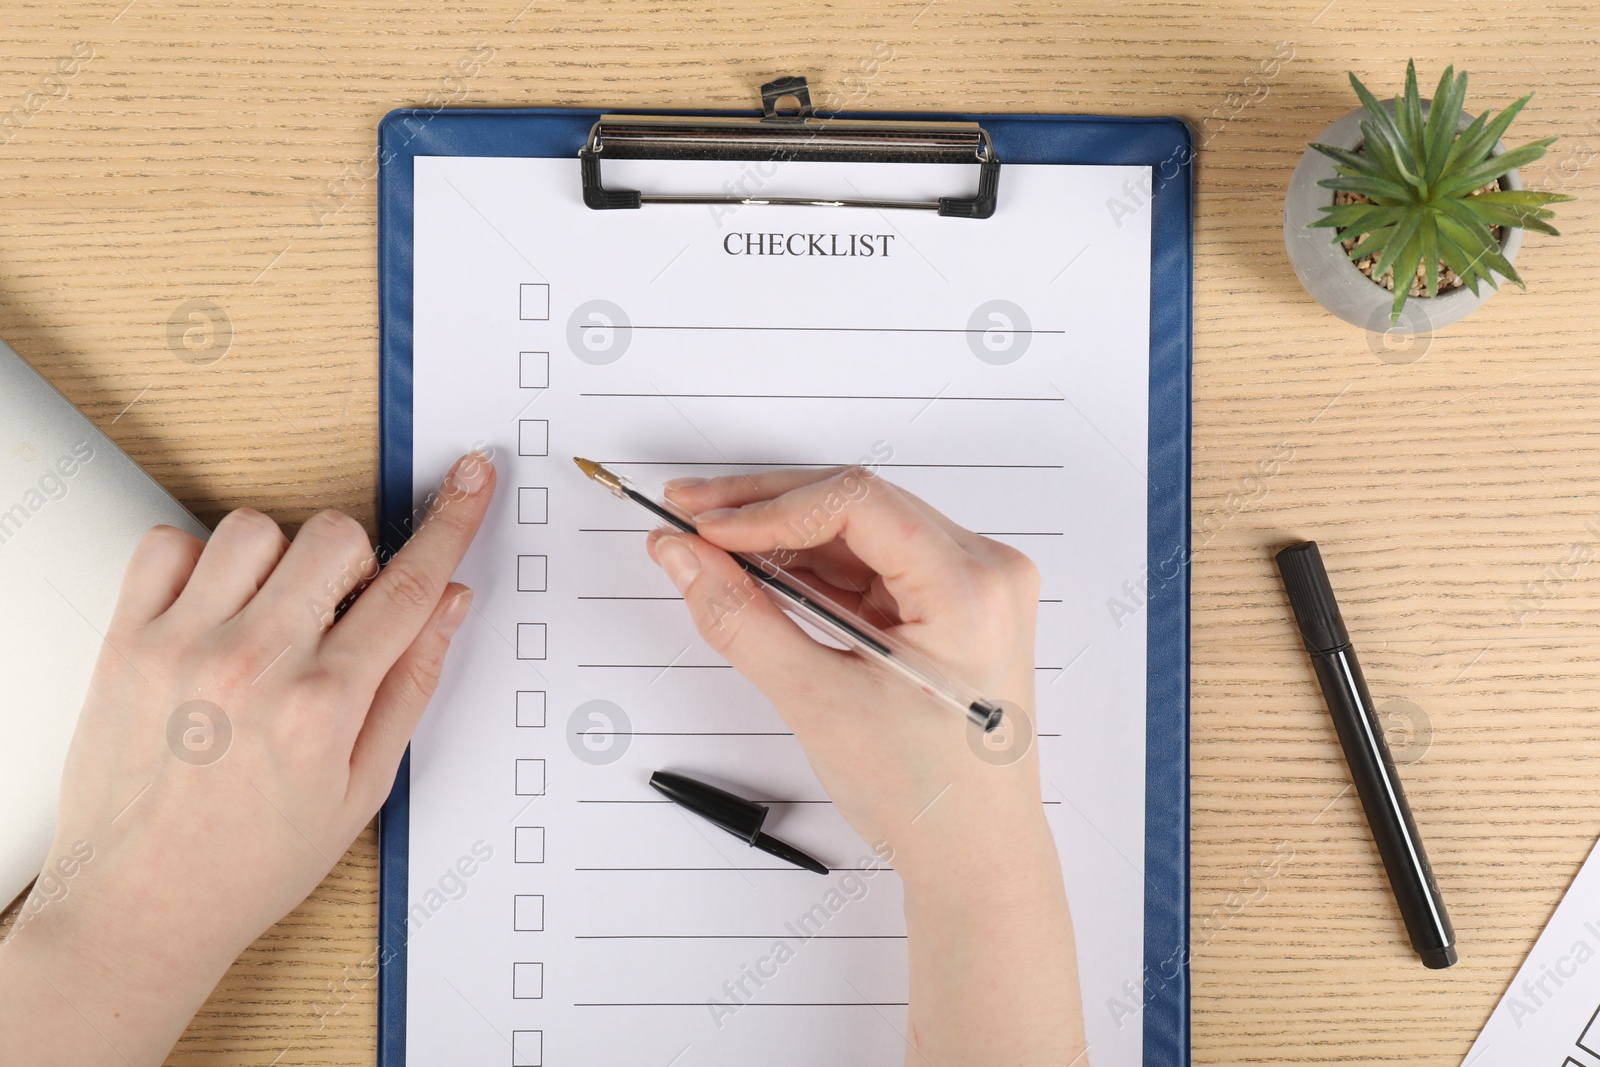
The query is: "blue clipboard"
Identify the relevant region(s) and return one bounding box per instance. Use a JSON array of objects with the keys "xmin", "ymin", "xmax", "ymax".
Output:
[{"xmin": 376, "ymin": 102, "xmax": 1192, "ymax": 1067}]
